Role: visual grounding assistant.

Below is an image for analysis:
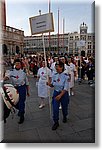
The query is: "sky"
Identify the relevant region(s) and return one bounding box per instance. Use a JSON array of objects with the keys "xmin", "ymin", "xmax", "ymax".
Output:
[{"xmin": 6, "ymin": 0, "xmax": 94, "ymax": 36}]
